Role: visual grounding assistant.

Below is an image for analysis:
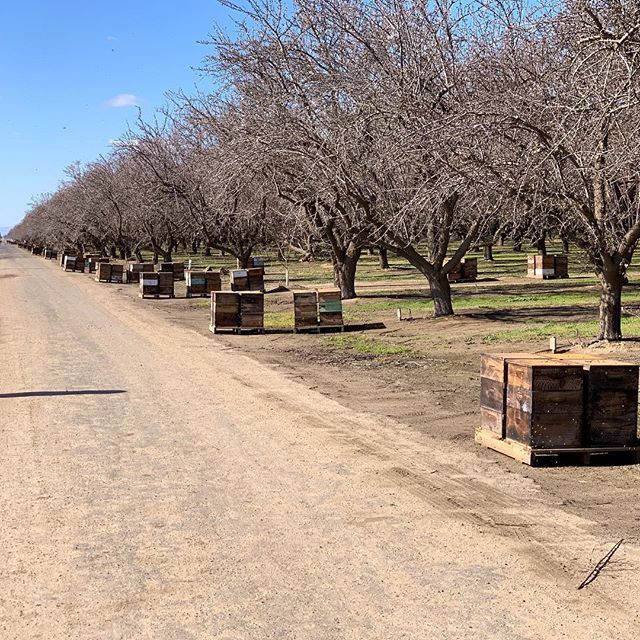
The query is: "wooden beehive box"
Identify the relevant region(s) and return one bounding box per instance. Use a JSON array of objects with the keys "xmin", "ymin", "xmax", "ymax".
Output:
[
  {"xmin": 96, "ymin": 262, "xmax": 112, "ymax": 282},
  {"xmin": 584, "ymin": 361, "xmax": 639, "ymax": 447},
  {"xmin": 88, "ymin": 257, "xmax": 108, "ymax": 273},
  {"xmin": 505, "ymin": 359, "xmax": 584, "ymax": 448},
  {"xmin": 160, "ymin": 262, "xmax": 185, "ymax": 281},
  {"xmin": 186, "ymin": 270, "xmax": 207, "ymax": 296},
  {"xmin": 230, "ymin": 269, "xmax": 249, "ymax": 291},
  {"xmin": 239, "ymin": 292, "xmax": 264, "ymax": 330},
  {"xmin": 293, "ymin": 291, "xmax": 319, "ymax": 330},
  {"xmin": 204, "ymin": 269, "xmax": 222, "ymax": 294},
  {"xmin": 157, "ymin": 271, "xmax": 175, "ymax": 297},
  {"xmin": 480, "ymin": 354, "xmax": 512, "ymax": 437},
  {"xmin": 109, "ymin": 264, "xmax": 124, "ymax": 283},
  {"xmin": 554, "ymin": 255, "xmax": 569, "ymax": 278},
  {"xmin": 127, "ymin": 262, "xmax": 154, "ymax": 283},
  {"xmin": 537, "ymin": 255, "xmax": 555, "ymax": 278},
  {"xmin": 447, "ymin": 262, "xmax": 463, "ymax": 283},
  {"xmin": 527, "ymin": 255, "xmax": 565, "ymax": 279},
  {"xmin": 526, "ymin": 255, "xmax": 536, "ymax": 278},
  {"xmin": 480, "ymin": 353, "xmax": 546, "ymax": 436},
  {"xmin": 247, "ymin": 267, "xmax": 265, "ymax": 292},
  {"xmin": 139, "ymin": 272, "xmax": 159, "ymax": 298},
  {"xmin": 211, "ymin": 291, "xmax": 240, "ymax": 331},
  {"xmin": 59, "ymin": 251, "xmax": 78, "ymax": 268},
  {"xmin": 318, "ymin": 290, "xmax": 343, "ymax": 327},
  {"xmin": 236, "ymin": 257, "xmax": 266, "ymax": 269},
  {"xmin": 462, "ymin": 257, "xmax": 477, "ymax": 280},
  {"xmin": 96, "ymin": 262, "xmax": 122, "ymax": 283},
  {"xmin": 63, "ymin": 255, "xmax": 77, "ymax": 272},
  {"xmin": 186, "ymin": 269, "xmax": 222, "ymax": 297},
  {"xmin": 447, "ymin": 258, "xmax": 477, "ymax": 283},
  {"xmin": 84, "ymin": 253, "xmax": 101, "ymax": 269}
]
